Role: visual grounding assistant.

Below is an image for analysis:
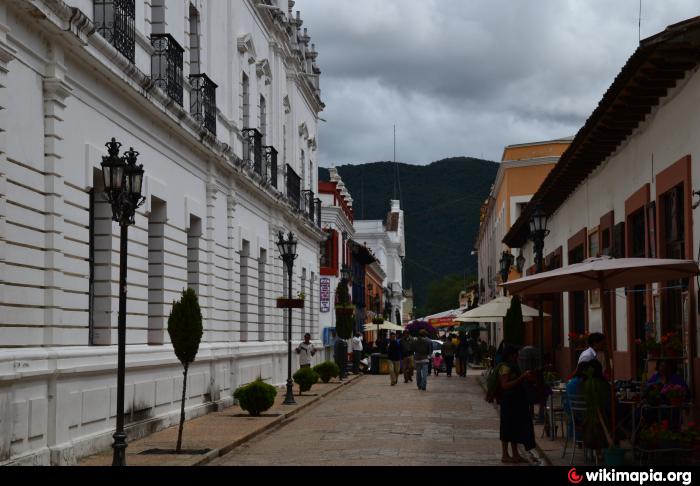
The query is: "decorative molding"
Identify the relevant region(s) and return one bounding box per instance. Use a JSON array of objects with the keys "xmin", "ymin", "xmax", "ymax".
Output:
[
  {"xmin": 282, "ymin": 95, "xmax": 291, "ymax": 114},
  {"xmin": 256, "ymin": 58, "xmax": 272, "ymax": 85},
  {"xmin": 298, "ymin": 121, "xmax": 308, "ymax": 139},
  {"xmin": 184, "ymin": 196, "xmax": 205, "ymax": 229},
  {"xmin": 237, "ymin": 33, "xmax": 257, "ymax": 64}
]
